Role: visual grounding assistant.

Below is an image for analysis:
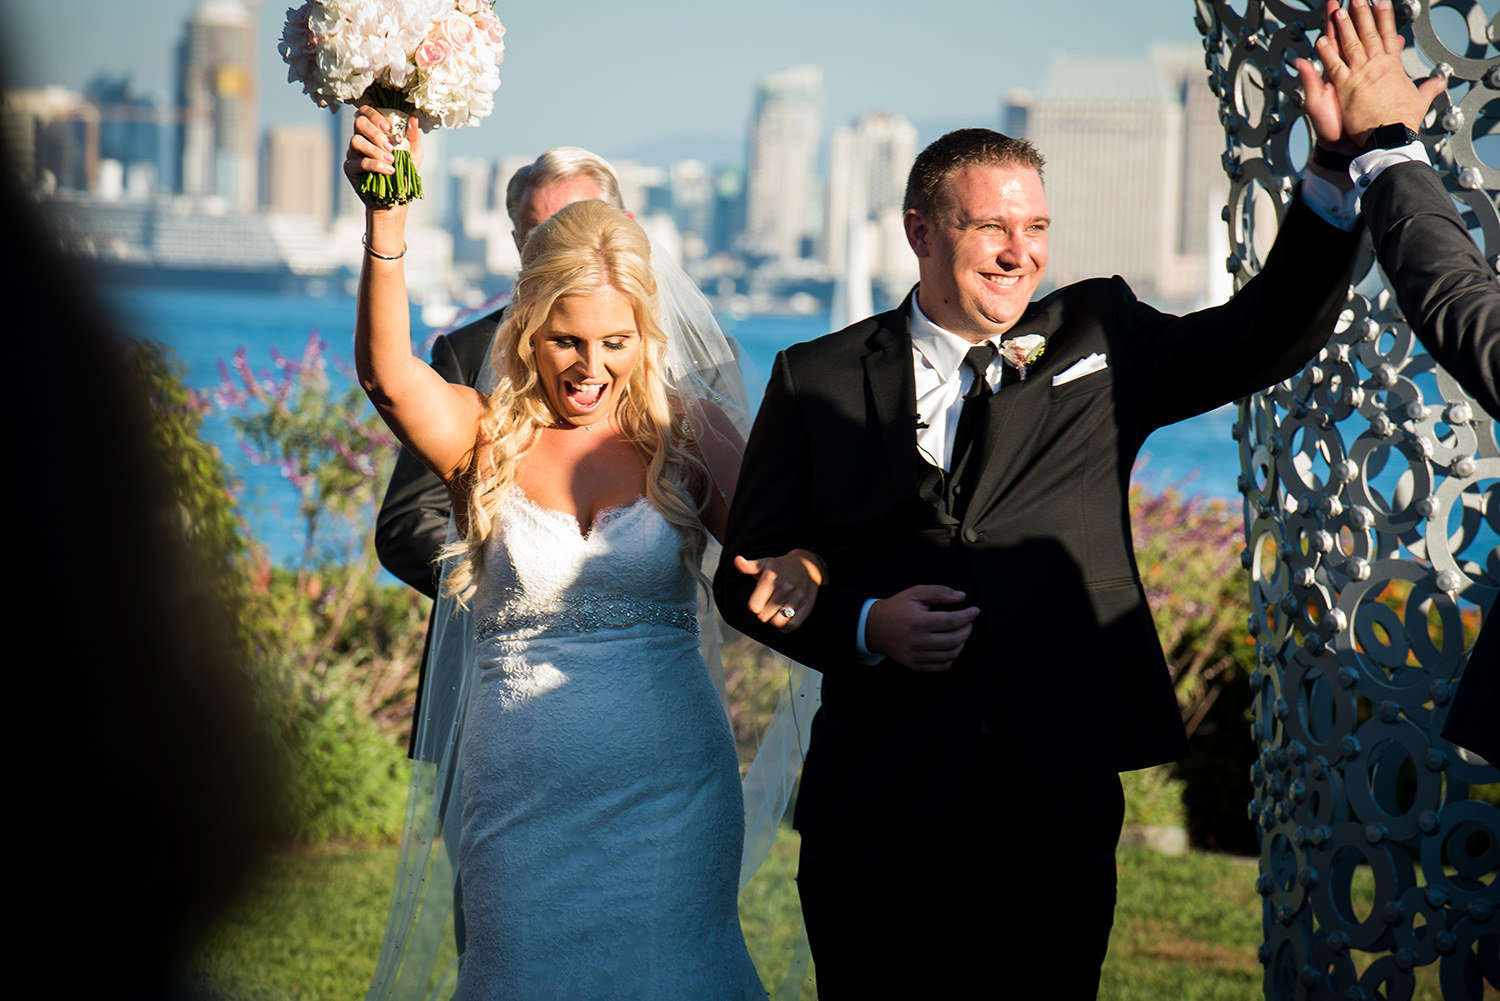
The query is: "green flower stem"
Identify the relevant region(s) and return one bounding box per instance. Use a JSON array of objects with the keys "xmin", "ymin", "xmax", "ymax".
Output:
[
  {"xmin": 355, "ymin": 91, "xmax": 424, "ymax": 208},
  {"xmin": 359, "ymin": 149, "xmax": 423, "ymax": 207}
]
